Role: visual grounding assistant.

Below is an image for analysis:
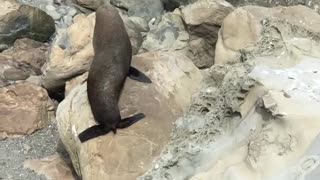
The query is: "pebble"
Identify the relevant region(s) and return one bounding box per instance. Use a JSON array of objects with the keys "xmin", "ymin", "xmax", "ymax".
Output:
[
  {"xmin": 57, "ymin": 7, "xmax": 67, "ymax": 15},
  {"xmin": 46, "ymin": 4, "xmax": 56, "ymax": 11},
  {"xmin": 0, "ymin": 44, "xmax": 9, "ymax": 52},
  {"xmin": 63, "ymin": 15, "xmax": 73, "ymax": 26},
  {"xmin": 47, "ymin": 10, "xmax": 61, "ymax": 20},
  {"xmin": 68, "ymin": 7, "xmax": 77, "ymax": 17}
]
